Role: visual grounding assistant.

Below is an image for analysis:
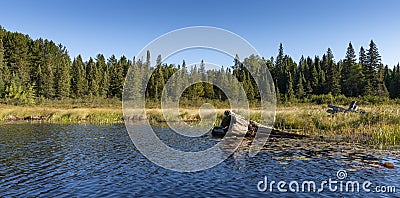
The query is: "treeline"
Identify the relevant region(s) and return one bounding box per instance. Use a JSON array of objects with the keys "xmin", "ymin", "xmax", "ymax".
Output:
[
  {"xmin": 0, "ymin": 26, "xmax": 130, "ymax": 104},
  {"xmin": 271, "ymin": 42, "xmax": 400, "ymax": 101},
  {"xmin": 0, "ymin": 26, "xmax": 400, "ymax": 105}
]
